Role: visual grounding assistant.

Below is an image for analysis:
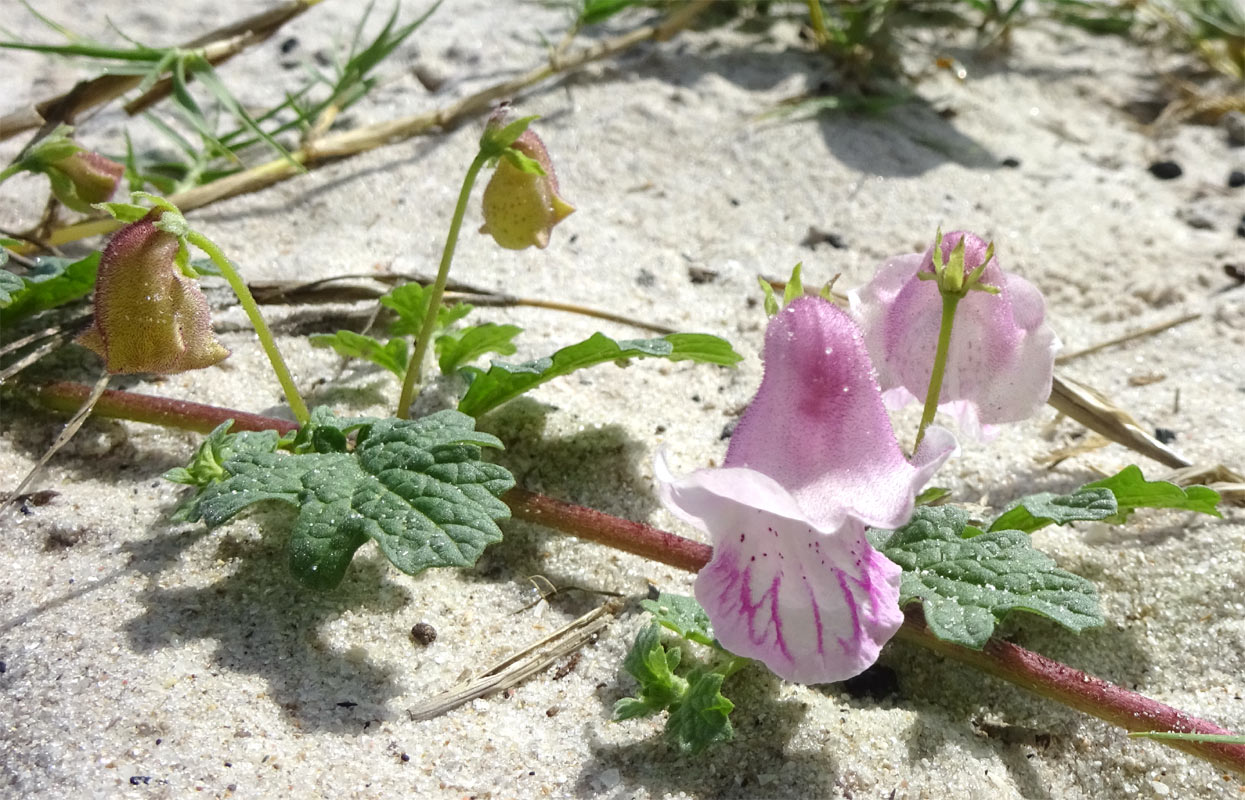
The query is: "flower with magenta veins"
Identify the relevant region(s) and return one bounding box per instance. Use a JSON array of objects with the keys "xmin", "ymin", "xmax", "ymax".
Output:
[
  {"xmin": 850, "ymin": 230, "xmax": 1059, "ymax": 438},
  {"xmin": 78, "ymin": 213, "xmax": 230, "ymax": 374},
  {"xmin": 659, "ymin": 296, "xmax": 956, "ymax": 684}
]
